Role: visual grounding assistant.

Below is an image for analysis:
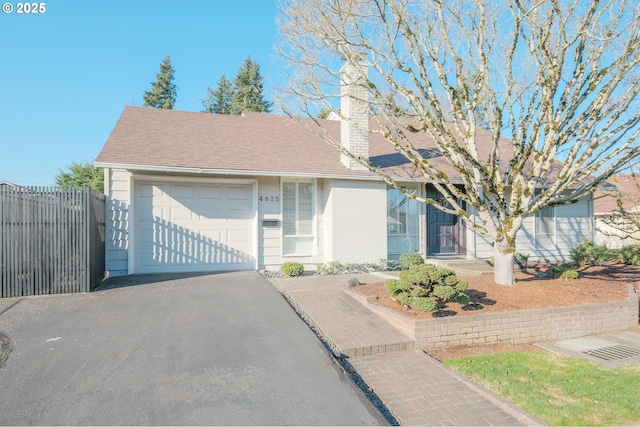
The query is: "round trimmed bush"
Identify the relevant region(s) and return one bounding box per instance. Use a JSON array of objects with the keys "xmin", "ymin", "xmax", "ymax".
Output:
[{"xmin": 280, "ymin": 261, "xmax": 305, "ymax": 277}]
